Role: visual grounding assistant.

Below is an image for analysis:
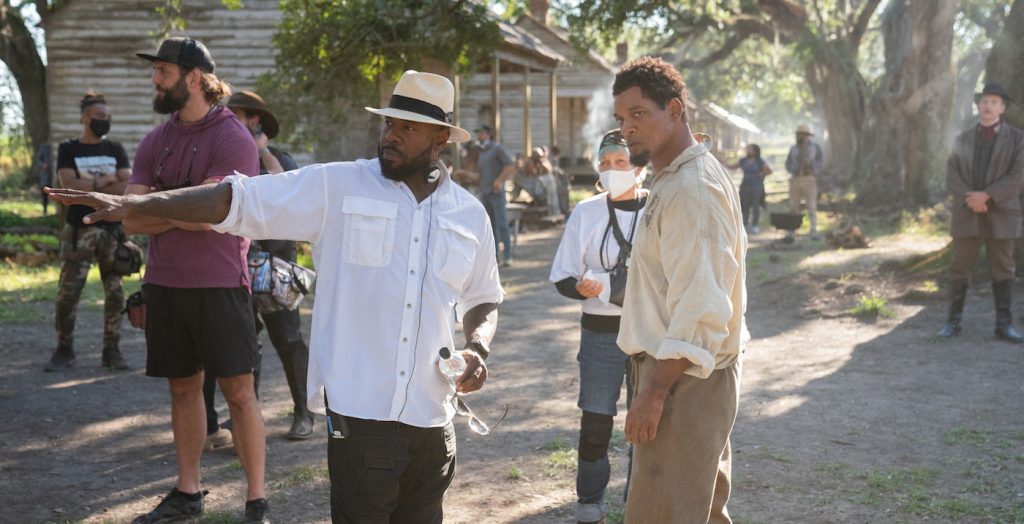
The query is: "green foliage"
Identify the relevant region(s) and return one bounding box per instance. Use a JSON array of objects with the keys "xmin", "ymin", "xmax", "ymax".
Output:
[
  {"xmin": 0, "ymin": 134, "xmax": 33, "ymax": 194},
  {"xmin": 0, "ymin": 233, "xmax": 57, "ymax": 252},
  {"xmin": 151, "ymin": 0, "xmax": 243, "ymax": 40},
  {"xmin": 259, "ymin": 0, "xmax": 502, "ymax": 150},
  {"xmin": 506, "ymin": 464, "xmax": 525, "ymax": 480},
  {"xmin": 846, "ymin": 292, "xmax": 895, "ymax": 320}
]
